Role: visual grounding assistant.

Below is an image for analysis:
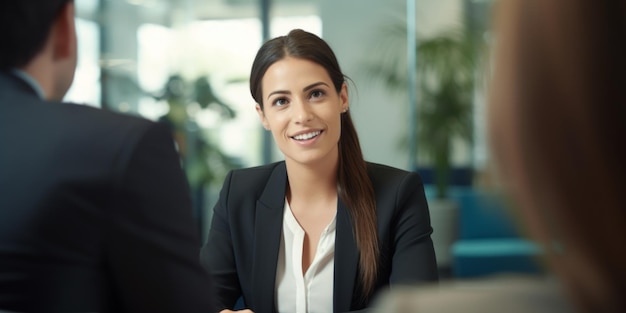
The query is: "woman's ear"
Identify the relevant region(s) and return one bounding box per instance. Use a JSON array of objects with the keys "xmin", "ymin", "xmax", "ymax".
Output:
[
  {"xmin": 340, "ymin": 82, "xmax": 349, "ymax": 112},
  {"xmin": 255, "ymin": 104, "xmax": 270, "ymax": 130}
]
